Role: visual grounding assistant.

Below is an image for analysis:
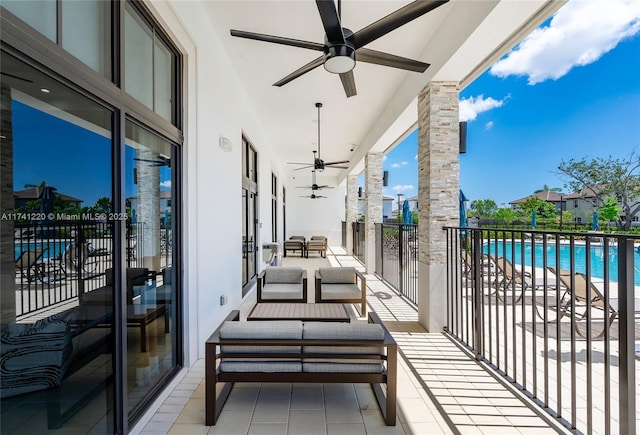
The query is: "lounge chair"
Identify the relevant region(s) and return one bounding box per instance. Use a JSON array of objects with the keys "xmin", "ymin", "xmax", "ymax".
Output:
[
  {"xmin": 256, "ymin": 267, "xmax": 307, "ymax": 302},
  {"xmin": 460, "ymin": 250, "xmax": 496, "ymax": 278},
  {"xmin": 544, "ymin": 268, "xmax": 618, "ymax": 340},
  {"xmin": 283, "ymin": 236, "xmax": 305, "ymax": 257},
  {"xmin": 15, "ymin": 248, "xmax": 48, "ymax": 283},
  {"xmin": 315, "ymin": 267, "xmax": 366, "ymax": 317},
  {"xmin": 493, "ymin": 256, "xmax": 555, "ymax": 303},
  {"xmin": 305, "ymin": 235, "xmax": 327, "ymax": 258}
]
